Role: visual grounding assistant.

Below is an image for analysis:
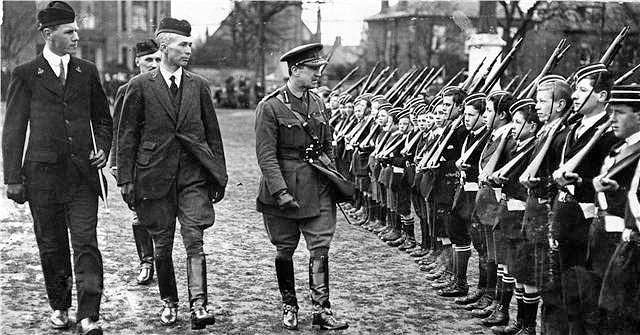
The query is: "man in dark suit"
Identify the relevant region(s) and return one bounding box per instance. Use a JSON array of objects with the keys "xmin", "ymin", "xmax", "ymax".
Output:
[
  {"xmin": 255, "ymin": 43, "xmax": 349, "ymax": 331},
  {"xmin": 117, "ymin": 18, "xmax": 227, "ymax": 330},
  {"xmin": 2, "ymin": 2, "xmax": 111, "ymax": 334},
  {"xmin": 110, "ymin": 39, "xmax": 161, "ymax": 286}
]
